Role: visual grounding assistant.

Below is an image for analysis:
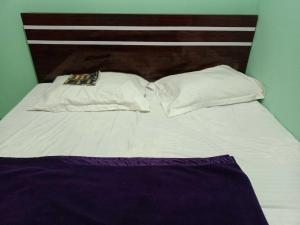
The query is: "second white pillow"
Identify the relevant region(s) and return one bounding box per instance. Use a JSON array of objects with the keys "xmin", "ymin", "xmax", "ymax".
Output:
[{"xmin": 150, "ymin": 65, "xmax": 264, "ymax": 117}]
